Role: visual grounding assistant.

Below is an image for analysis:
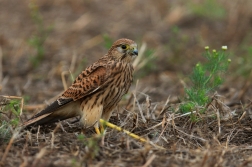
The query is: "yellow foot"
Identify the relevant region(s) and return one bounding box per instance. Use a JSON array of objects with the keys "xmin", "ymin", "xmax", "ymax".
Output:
[
  {"xmin": 100, "ymin": 124, "xmax": 105, "ymax": 134},
  {"xmin": 95, "ymin": 127, "xmax": 101, "ymax": 135}
]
